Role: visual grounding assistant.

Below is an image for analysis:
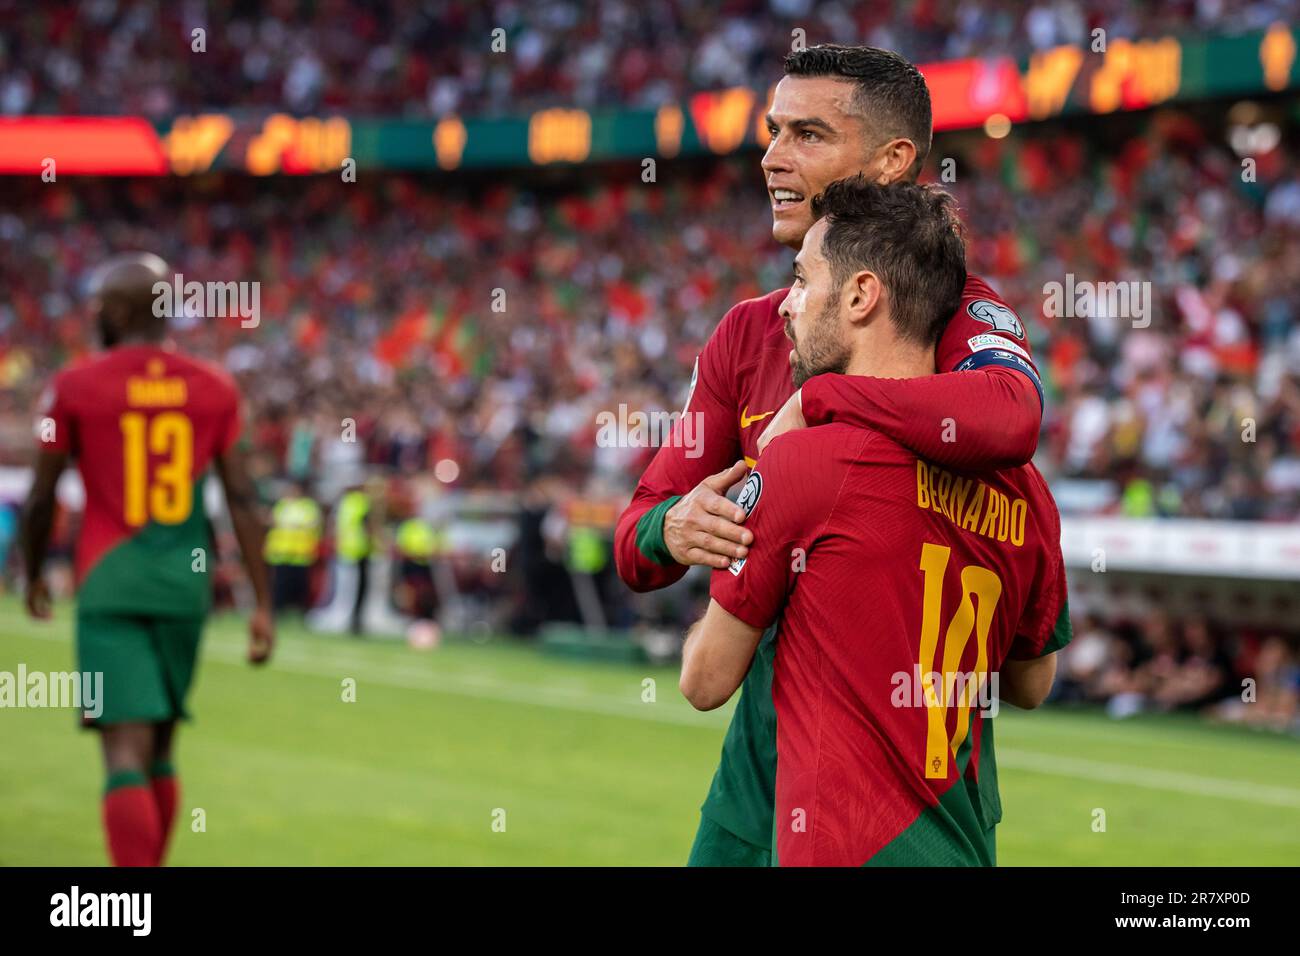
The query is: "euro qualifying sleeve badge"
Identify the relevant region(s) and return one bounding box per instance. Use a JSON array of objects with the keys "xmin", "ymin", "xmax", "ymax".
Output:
[{"xmin": 728, "ymin": 470, "xmax": 762, "ymax": 576}]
